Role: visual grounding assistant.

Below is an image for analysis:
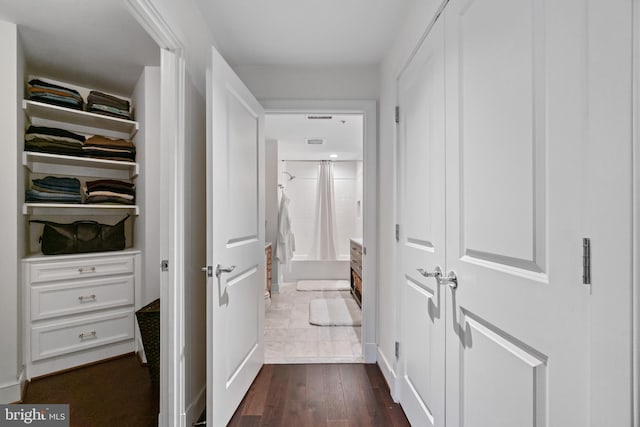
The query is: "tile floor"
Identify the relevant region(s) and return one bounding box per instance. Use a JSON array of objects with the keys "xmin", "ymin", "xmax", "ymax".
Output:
[{"xmin": 265, "ymin": 281, "xmax": 363, "ymax": 363}]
